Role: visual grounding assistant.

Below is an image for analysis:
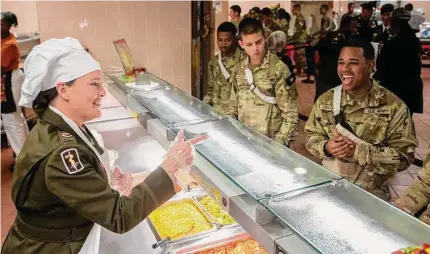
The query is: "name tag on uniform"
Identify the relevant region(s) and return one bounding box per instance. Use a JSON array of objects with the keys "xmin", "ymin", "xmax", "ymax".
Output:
[
  {"xmin": 364, "ymin": 108, "xmax": 391, "ymax": 115},
  {"xmin": 320, "ymin": 104, "xmax": 333, "ymax": 111}
]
